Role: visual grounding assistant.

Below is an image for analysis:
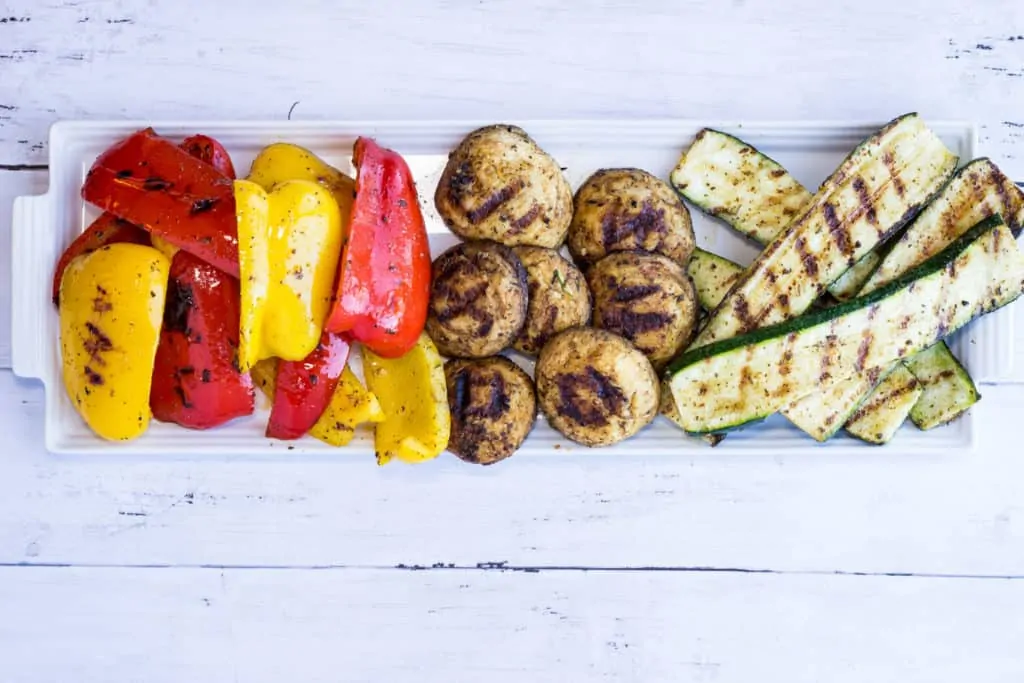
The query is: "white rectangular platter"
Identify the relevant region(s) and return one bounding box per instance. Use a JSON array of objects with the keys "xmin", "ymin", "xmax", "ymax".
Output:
[{"xmin": 11, "ymin": 119, "xmax": 1011, "ymax": 456}]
